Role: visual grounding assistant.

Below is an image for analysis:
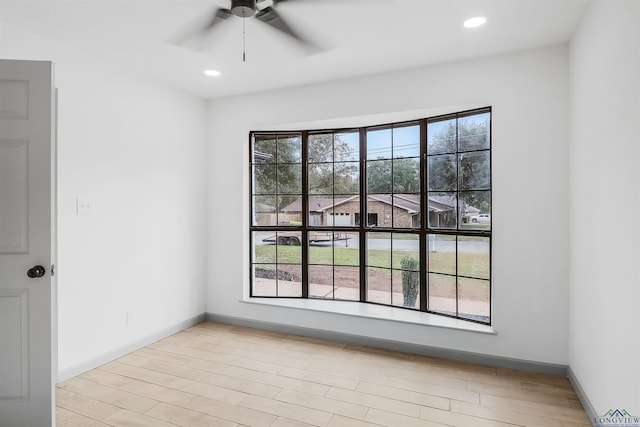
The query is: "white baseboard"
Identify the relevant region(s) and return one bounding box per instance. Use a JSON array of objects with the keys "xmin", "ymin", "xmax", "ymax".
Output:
[
  {"xmin": 57, "ymin": 310, "xmax": 595, "ymax": 427},
  {"xmin": 567, "ymin": 366, "xmax": 596, "ymax": 426},
  {"xmin": 57, "ymin": 313, "xmax": 206, "ymax": 383},
  {"xmin": 206, "ymin": 312, "xmax": 568, "ymax": 376}
]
